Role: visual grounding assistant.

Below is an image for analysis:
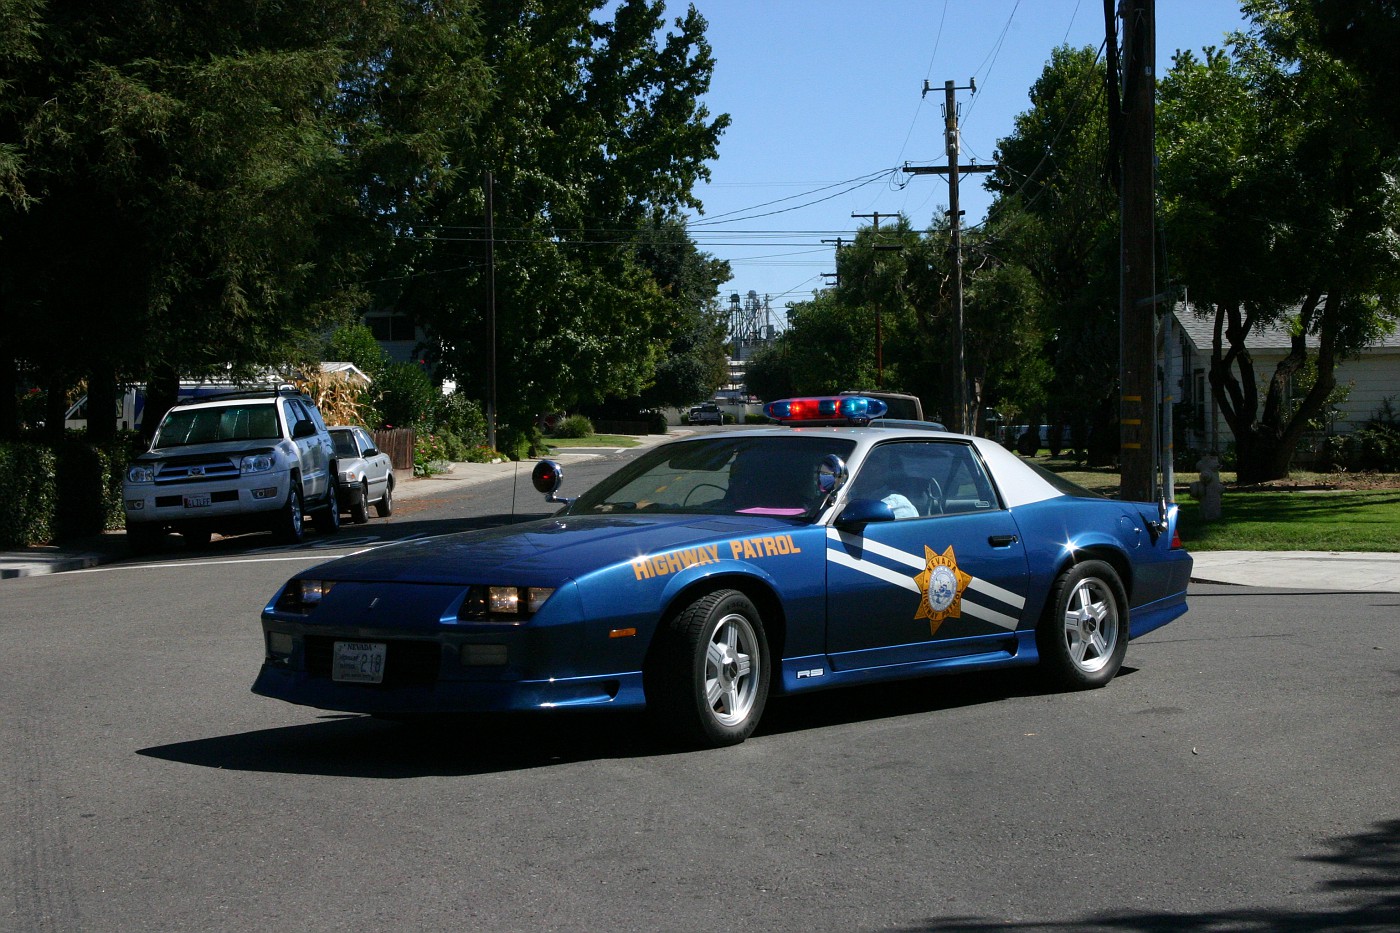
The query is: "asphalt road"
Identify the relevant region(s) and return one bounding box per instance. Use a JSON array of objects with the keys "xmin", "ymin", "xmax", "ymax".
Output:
[{"xmin": 3, "ymin": 457, "xmax": 1397, "ymax": 932}]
